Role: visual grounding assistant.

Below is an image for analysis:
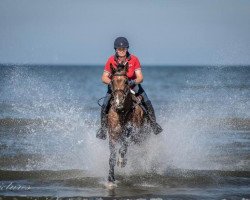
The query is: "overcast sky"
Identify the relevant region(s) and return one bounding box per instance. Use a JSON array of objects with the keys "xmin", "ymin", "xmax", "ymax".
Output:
[{"xmin": 0, "ymin": 0, "xmax": 250, "ymax": 66}]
